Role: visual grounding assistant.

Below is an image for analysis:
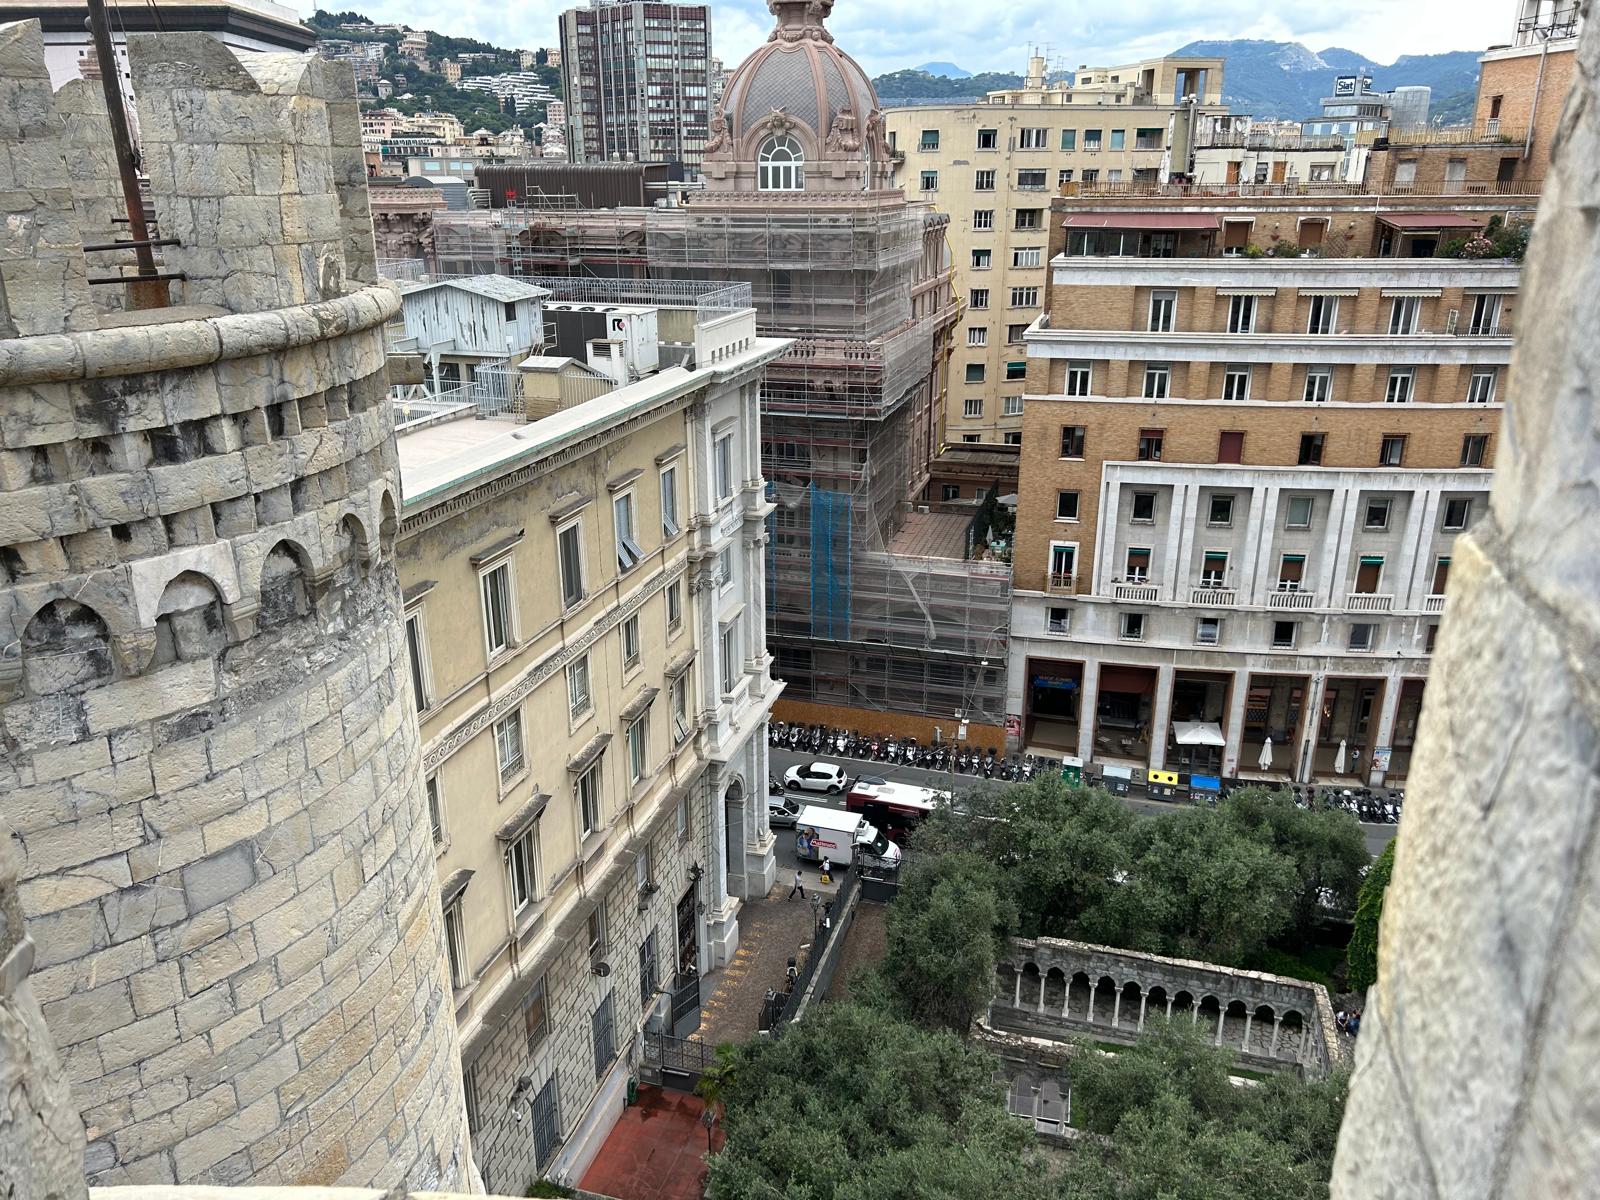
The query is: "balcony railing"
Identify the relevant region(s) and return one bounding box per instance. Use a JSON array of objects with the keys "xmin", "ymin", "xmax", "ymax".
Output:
[
  {"xmin": 1422, "ymin": 594, "xmax": 1447, "ymax": 614},
  {"xmin": 1454, "ymin": 323, "xmax": 1514, "ymax": 338},
  {"xmin": 1046, "ymin": 613, "xmax": 1071, "ymax": 634},
  {"xmin": 1071, "ymin": 178, "xmax": 1542, "ymax": 199},
  {"xmin": 1047, "ymin": 572, "xmax": 1077, "ymax": 596},
  {"xmin": 1346, "ymin": 592, "xmax": 1395, "ymax": 612},
  {"xmin": 1269, "ymin": 589, "xmax": 1316, "ymax": 610},
  {"xmin": 1112, "ymin": 580, "xmax": 1160, "ymax": 602},
  {"xmin": 1189, "ymin": 585, "xmax": 1237, "ymax": 606}
]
